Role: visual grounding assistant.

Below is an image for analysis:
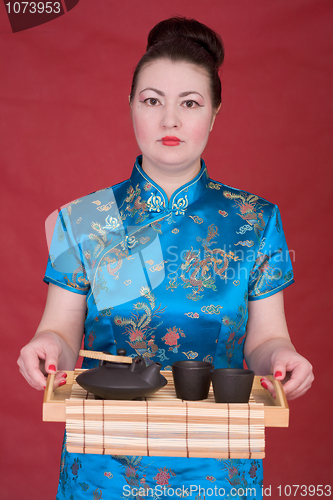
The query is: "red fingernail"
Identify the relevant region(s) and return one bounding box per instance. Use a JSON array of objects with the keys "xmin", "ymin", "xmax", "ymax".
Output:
[
  {"xmin": 59, "ymin": 380, "xmax": 66, "ymax": 387},
  {"xmin": 275, "ymin": 371, "xmax": 283, "ymax": 378},
  {"xmin": 48, "ymin": 364, "xmax": 56, "ymax": 372},
  {"xmin": 63, "ymin": 373, "xmax": 67, "ymax": 378},
  {"xmin": 43, "ymin": 386, "xmax": 46, "ymax": 390},
  {"xmin": 261, "ymin": 381, "xmax": 268, "ymax": 389}
]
